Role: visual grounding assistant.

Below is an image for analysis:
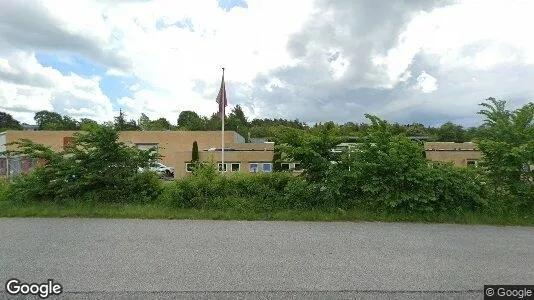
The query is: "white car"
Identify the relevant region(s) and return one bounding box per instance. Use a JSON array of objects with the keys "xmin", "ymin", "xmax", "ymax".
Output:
[{"xmin": 139, "ymin": 162, "xmax": 175, "ymax": 177}]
